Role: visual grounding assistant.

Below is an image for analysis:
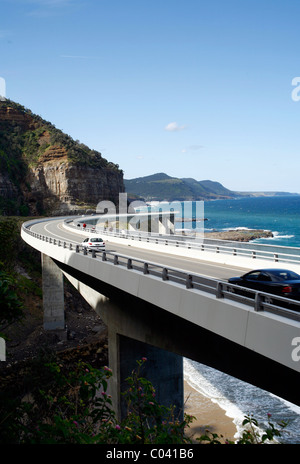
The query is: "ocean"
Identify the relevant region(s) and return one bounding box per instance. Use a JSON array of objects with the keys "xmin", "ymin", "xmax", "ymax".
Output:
[
  {"xmin": 202, "ymin": 195, "xmax": 300, "ymax": 248},
  {"xmin": 145, "ymin": 195, "xmax": 300, "ymax": 443}
]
